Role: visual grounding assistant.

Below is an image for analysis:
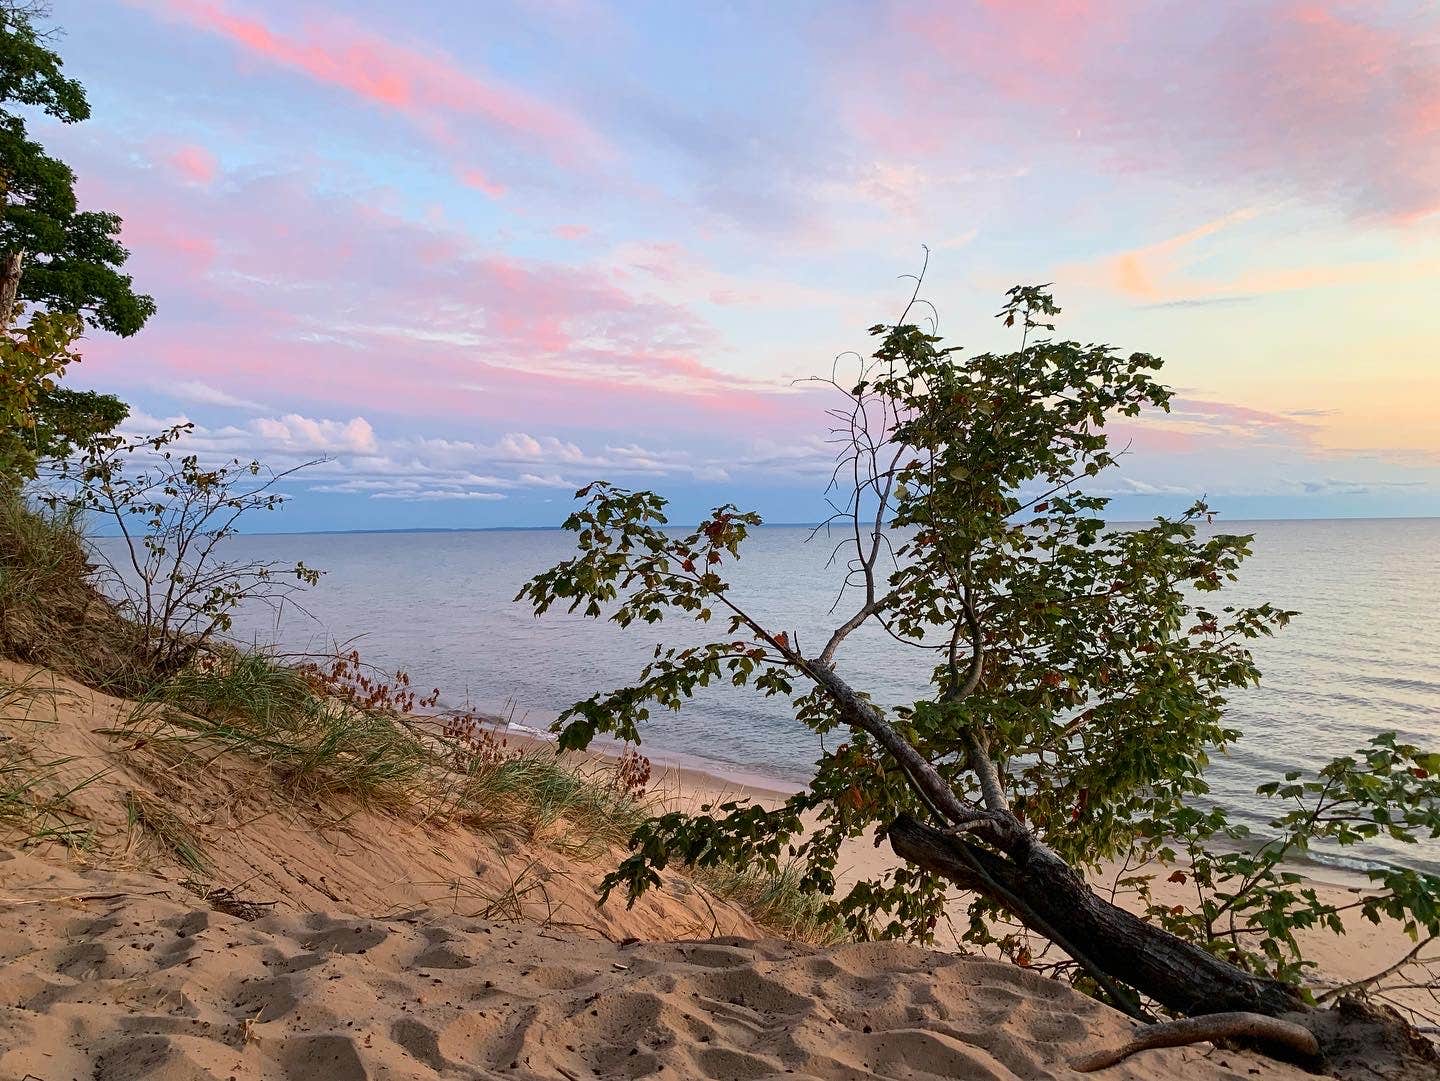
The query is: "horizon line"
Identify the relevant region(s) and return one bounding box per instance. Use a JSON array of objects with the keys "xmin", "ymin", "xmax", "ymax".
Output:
[{"xmin": 82, "ymin": 513, "xmax": 1440, "ymax": 540}]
